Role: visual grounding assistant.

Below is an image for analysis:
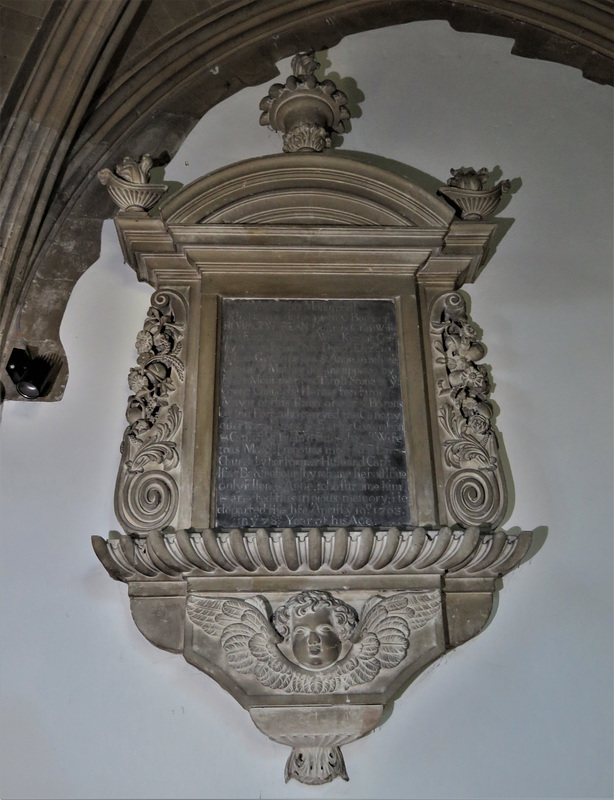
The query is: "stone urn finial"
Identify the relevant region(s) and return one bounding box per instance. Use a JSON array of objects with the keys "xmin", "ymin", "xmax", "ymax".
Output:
[
  {"xmin": 259, "ymin": 51, "xmax": 350, "ymax": 153},
  {"xmin": 438, "ymin": 167, "xmax": 511, "ymax": 220},
  {"xmin": 98, "ymin": 154, "xmax": 168, "ymax": 212}
]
